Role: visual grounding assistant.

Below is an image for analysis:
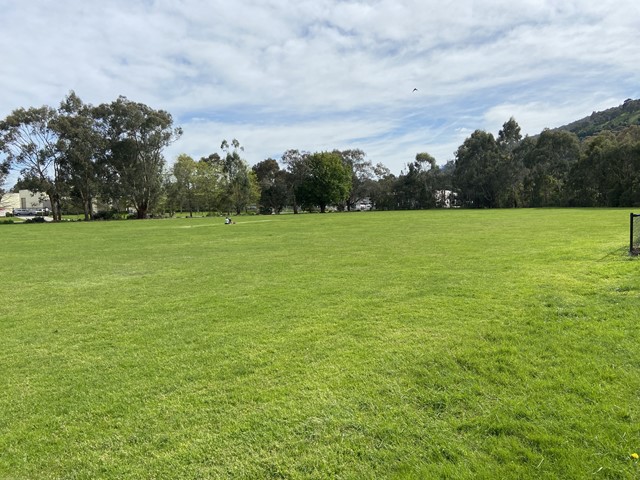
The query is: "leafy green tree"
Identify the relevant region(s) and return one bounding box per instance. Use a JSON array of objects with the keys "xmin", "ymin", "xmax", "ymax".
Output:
[
  {"xmin": 495, "ymin": 118, "xmax": 526, "ymax": 207},
  {"xmin": 94, "ymin": 96, "xmax": 182, "ymax": 219},
  {"xmin": 611, "ymin": 126, "xmax": 640, "ymax": 206},
  {"xmin": 567, "ymin": 131, "xmax": 615, "ymax": 206},
  {"xmin": 332, "ymin": 149, "xmax": 374, "ymax": 211},
  {"xmin": 395, "ymin": 152, "xmax": 441, "ymax": 209},
  {"xmin": 369, "ymin": 171, "xmax": 397, "ymax": 210},
  {"xmin": 453, "ymin": 130, "xmax": 502, "ymax": 208},
  {"xmin": 497, "ymin": 117, "xmax": 522, "ymax": 152},
  {"xmin": 171, "ymin": 154, "xmax": 198, "ymax": 216},
  {"xmin": 194, "ymin": 158, "xmax": 222, "ymax": 213},
  {"xmin": 281, "ymin": 149, "xmax": 310, "ymax": 214},
  {"xmin": 53, "ymin": 92, "xmax": 105, "ymax": 221},
  {"xmin": 0, "ymin": 159, "xmax": 9, "ymax": 207},
  {"xmin": 0, "ymin": 105, "xmax": 64, "ymax": 220},
  {"xmin": 298, "ymin": 151, "xmax": 351, "ymax": 213},
  {"xmin": 253, "ymin": 158, "xmax": 288, "ymax": 214},
  {"xmin": 217, "ymin": 139, "xmax": 260, "ymax": 214},
  {"xmin": 522, "ymin": 129, "xmax": 580, "ymax": 207}
]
